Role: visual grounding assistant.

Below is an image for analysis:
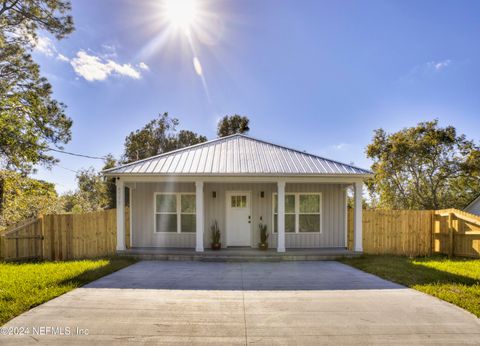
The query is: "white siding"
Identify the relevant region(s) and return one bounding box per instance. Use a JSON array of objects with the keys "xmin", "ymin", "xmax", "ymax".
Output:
[{"xmin": 131, "ymin": 182, "xmax": 348, "ymax": 249}]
